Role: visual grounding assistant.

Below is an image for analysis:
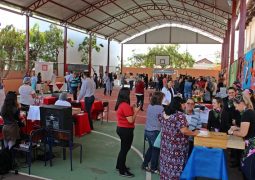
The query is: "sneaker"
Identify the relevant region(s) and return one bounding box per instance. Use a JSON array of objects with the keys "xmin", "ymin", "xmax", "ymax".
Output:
[
  {"xmin": 151, "ymin": 169, "xmax": 160, "ymax": 174},
  {"xmin": 141, "ymin": 165, "xmax": 150, "ymax": 172},
  {"xmin": 119, "ymin": 171, "xmax": 134, "ymax": 178}
]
